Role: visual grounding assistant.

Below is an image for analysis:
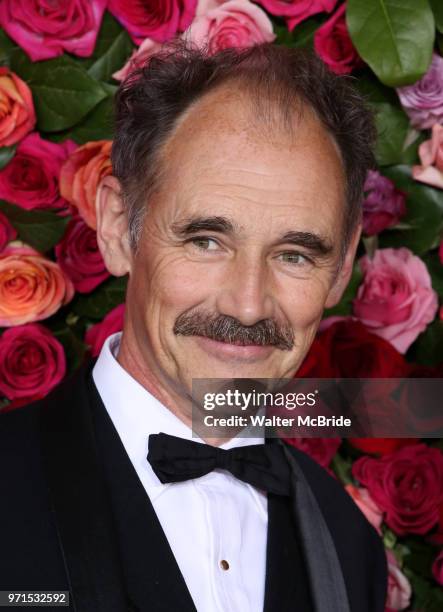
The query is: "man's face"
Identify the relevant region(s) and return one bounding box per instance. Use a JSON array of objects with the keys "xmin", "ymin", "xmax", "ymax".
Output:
[{"xmin": 104, "ymin": 88, "xmax": 358, "ymax": 397}]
